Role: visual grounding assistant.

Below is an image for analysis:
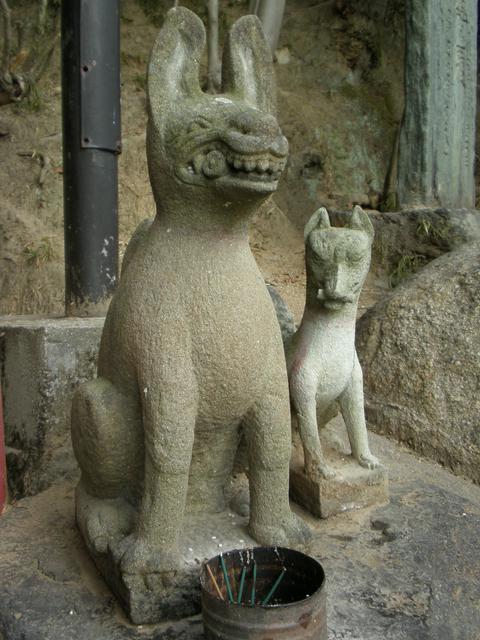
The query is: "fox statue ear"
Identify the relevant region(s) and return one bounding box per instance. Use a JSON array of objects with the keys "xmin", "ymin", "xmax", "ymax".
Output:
[
  {"xmin": 222, "ymin": 15, "xmax": 276, "ymax": 115},
  {"xmin": 349, "ymin": 205, "xmax": 374, "ymax": 240},
  {"xmin": 147, "ymin": 8, "xmax": 205, "ymax": 125},
  {"xmin": 304, "ymin": 207, "xmax": 330, "ymax": 241}
]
